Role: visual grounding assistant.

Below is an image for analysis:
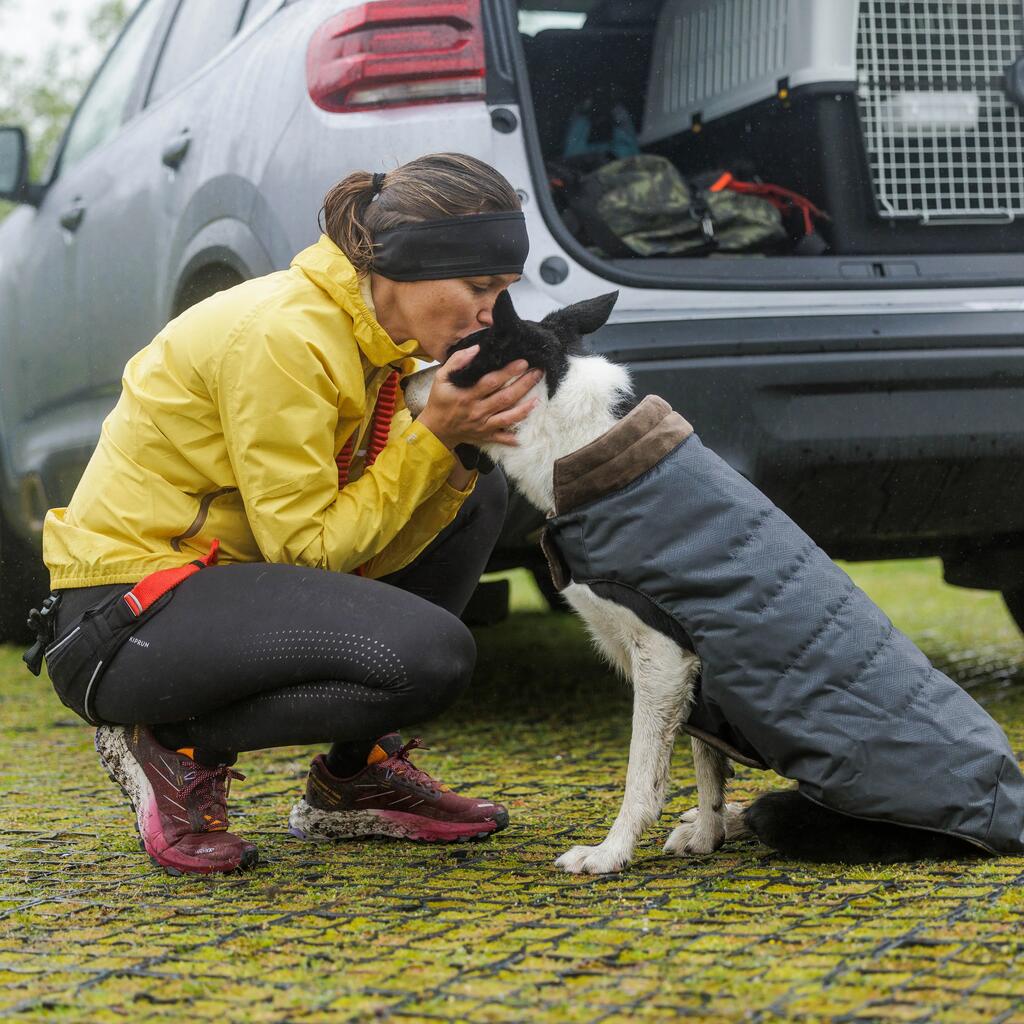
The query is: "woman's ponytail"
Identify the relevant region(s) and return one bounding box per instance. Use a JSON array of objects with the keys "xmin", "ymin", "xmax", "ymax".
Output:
[{"xmin": 320, "ymin": 171, "xmax": 379, "ymax": 274}]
